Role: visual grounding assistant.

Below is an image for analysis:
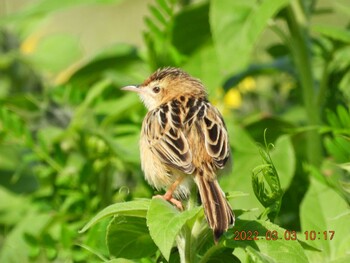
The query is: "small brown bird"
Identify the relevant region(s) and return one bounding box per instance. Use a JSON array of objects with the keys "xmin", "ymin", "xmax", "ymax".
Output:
[{"xmin": 122, "ymin": 67, "xmax": 234, "ymax": 242}]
